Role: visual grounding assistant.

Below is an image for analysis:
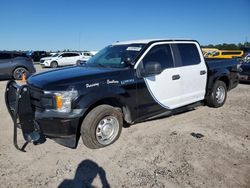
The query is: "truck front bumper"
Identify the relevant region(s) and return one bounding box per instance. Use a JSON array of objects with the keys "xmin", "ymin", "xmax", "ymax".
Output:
[{"xmin": 5, "ymin": 81, "xmax": 84, "ymax": 150}]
